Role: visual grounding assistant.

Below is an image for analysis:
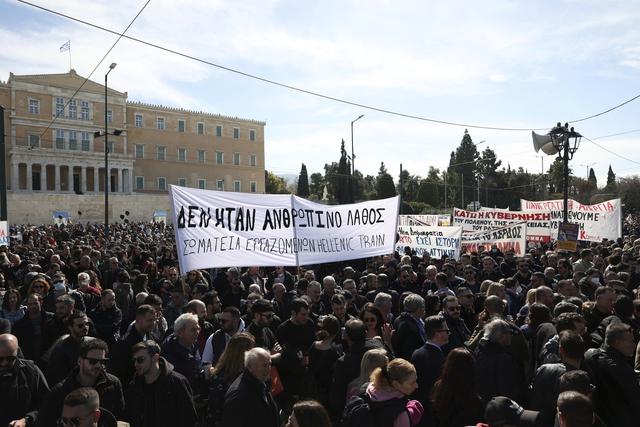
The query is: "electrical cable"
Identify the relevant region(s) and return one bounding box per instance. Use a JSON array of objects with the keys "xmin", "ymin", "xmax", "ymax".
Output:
[
  {"xmin": 35, "ymin": 0, "xmax": 152, "ymax": 138},
  {"xmin": 16, "ymin": 0, "xmax": 640, "ymax": 133}
]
